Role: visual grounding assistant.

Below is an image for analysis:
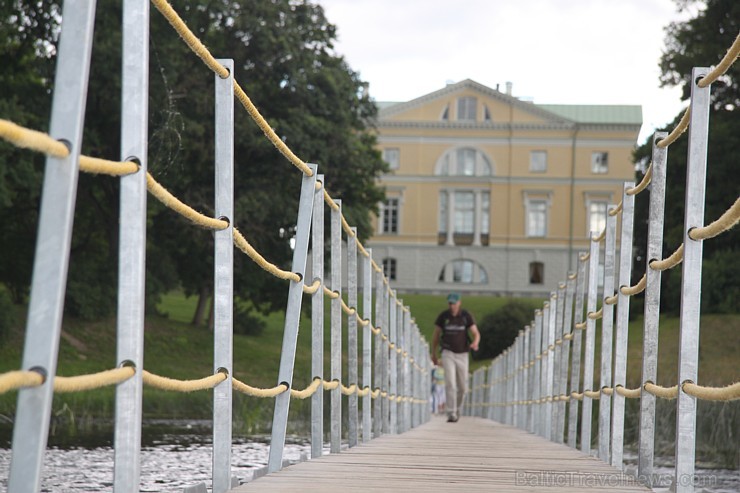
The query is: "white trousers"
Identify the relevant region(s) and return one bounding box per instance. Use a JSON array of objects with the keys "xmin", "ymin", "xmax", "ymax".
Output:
[{"xmin": 442, "ymin": 349, "xmax": 469, "ymax": 418}]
